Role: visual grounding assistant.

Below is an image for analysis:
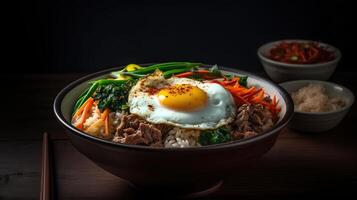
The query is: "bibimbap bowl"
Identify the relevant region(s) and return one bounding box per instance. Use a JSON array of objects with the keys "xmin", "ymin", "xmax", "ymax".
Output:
[{"xmin": 53, "ymin": 63, "xmax": 293, "ymax": 197}]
